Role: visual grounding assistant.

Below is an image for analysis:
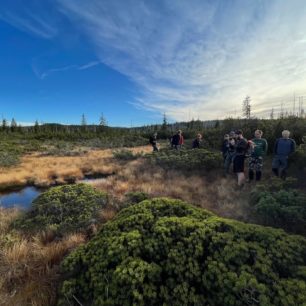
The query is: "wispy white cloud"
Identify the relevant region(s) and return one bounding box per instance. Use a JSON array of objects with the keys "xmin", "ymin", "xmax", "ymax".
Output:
[
  {"xmin": 4, "ymin": 1, "xmax": 305, "ymax": 120},
  {"xmin": 33, "ymin": 61, "xmax": 100, "ymax": 79},
  {"xmin": 0, "ymin": 9, "xmax": 57, "ymax": 39},
  {"xmin": 78, "ymin": 61, "xmax": 100, "ymax": 70},
  {"xmin": 56, "ymin": 0, "xmax": 306, "ymax": 120}
]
